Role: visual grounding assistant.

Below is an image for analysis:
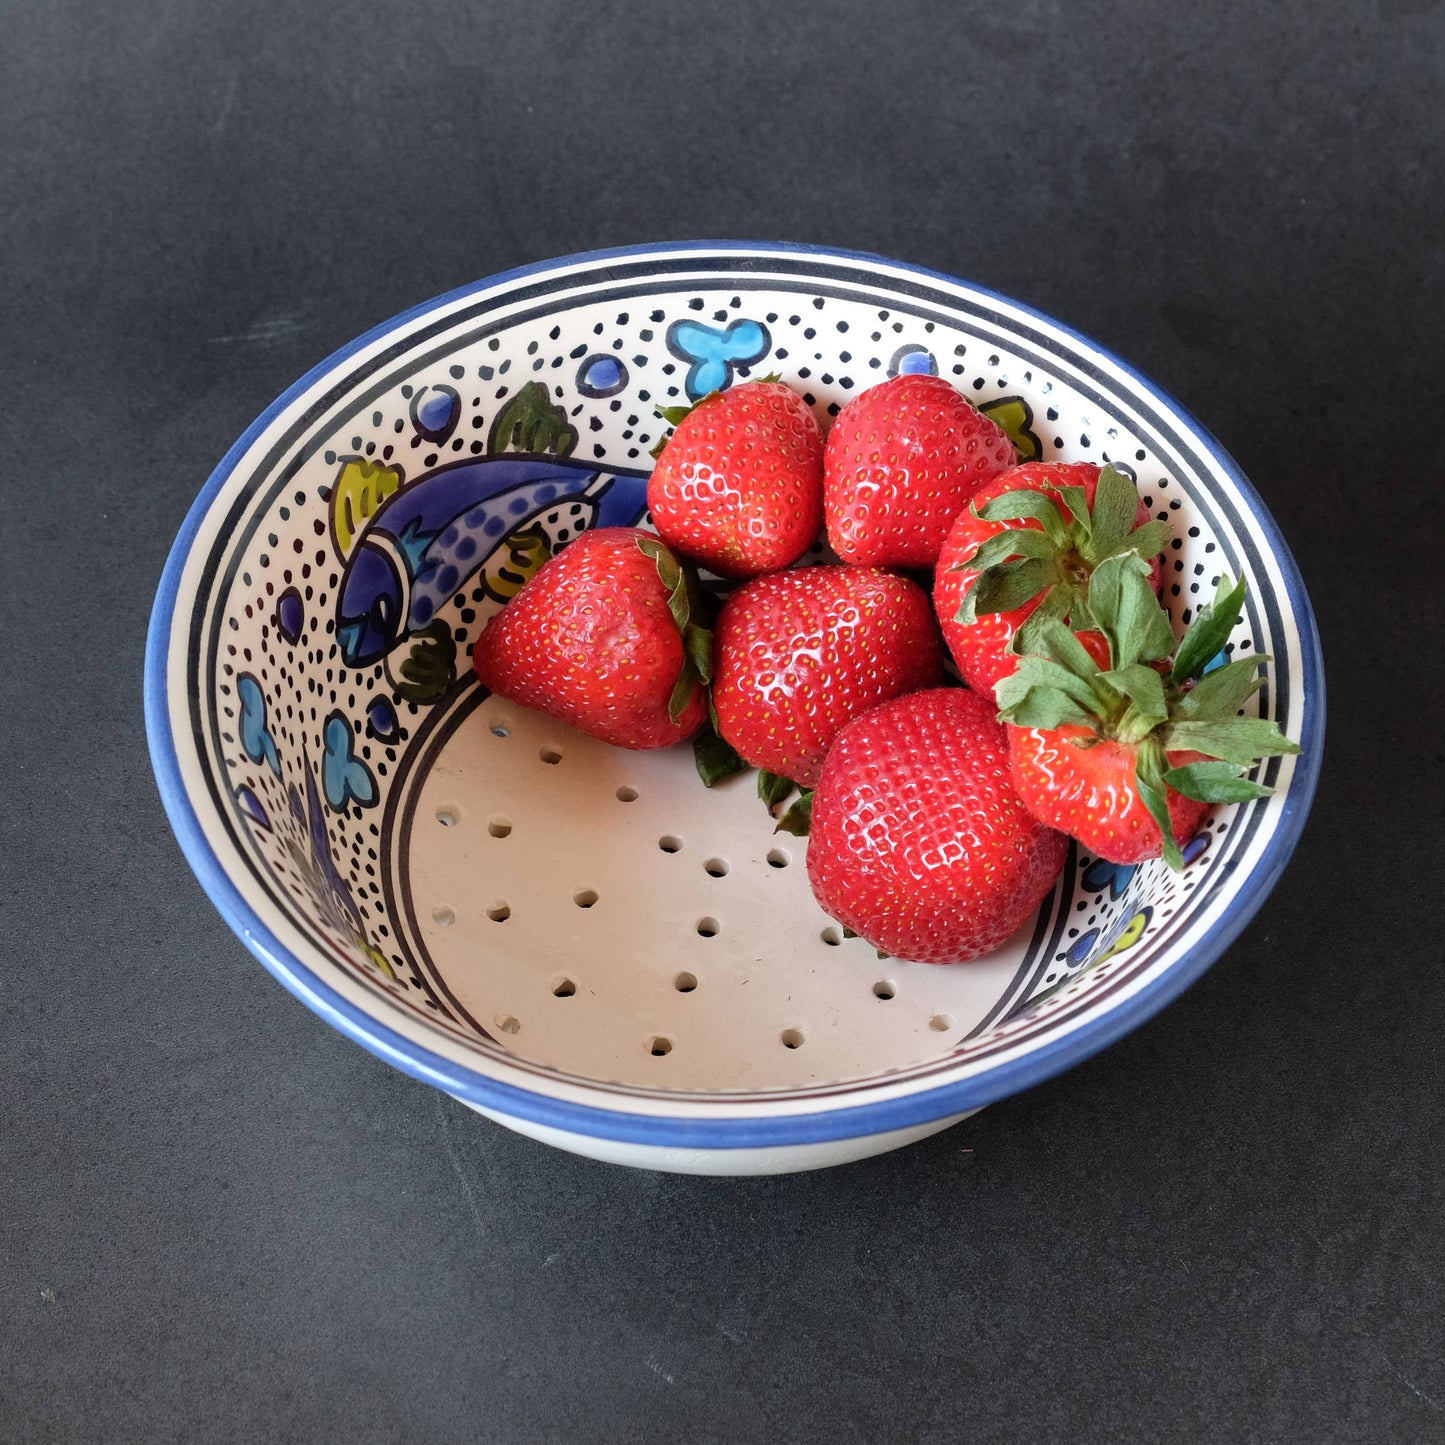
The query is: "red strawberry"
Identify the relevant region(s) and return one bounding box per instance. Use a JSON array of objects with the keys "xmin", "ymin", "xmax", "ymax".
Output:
[
  {"xmin": 648, "ymin": 380, "xmax": 824, "ymax": 578},
  {"xmin": 934, "ymin": 462, "xmax": 1168, "ymax": 702},
  {"xmin": 711, "ymin": 565, "xmax": 944, "ymax": 790},
  {"xmin": 472, "ymin": 527, "xmax": 709, "ymax": 749},
  {"xmin": 807, "ymin": 687, "xmax": 1068, "ymax": 964},
  {"xmin": 1007, "ymin": 728, "xmax": 1212, "ymax": 865},
  {"xmin": 996, "ymin": 563, "xmax": 1300, "ymax": 867},
  {"xmin": 823, "ymin": 374, "xmax": 1015, "ymax": 568}
]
